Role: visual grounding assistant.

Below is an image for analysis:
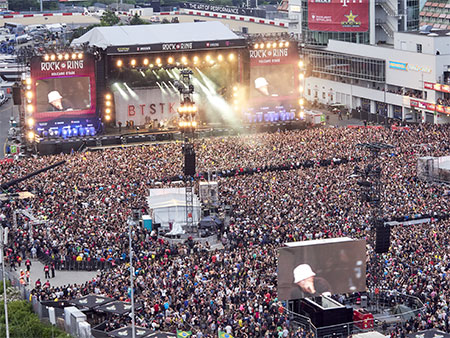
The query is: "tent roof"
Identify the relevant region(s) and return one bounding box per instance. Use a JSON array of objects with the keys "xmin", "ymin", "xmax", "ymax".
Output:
[
  {"xmin": 95, "ymin": 300, "xmax": 142, "ymax": 315},
  {"xmin": 72, "ymin": 21, "xmax": 241, "ymax": 50},
  {"xmin": 147, "ymin": 193, "xmax": 200, "ymax": 209},
  {"xmin": 109, "ymin": 325, "xmax": 152, "ymax": 338},
  {"xmin": 69, "ymin": 294, "xmax": 114, "ymax": 309}
]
